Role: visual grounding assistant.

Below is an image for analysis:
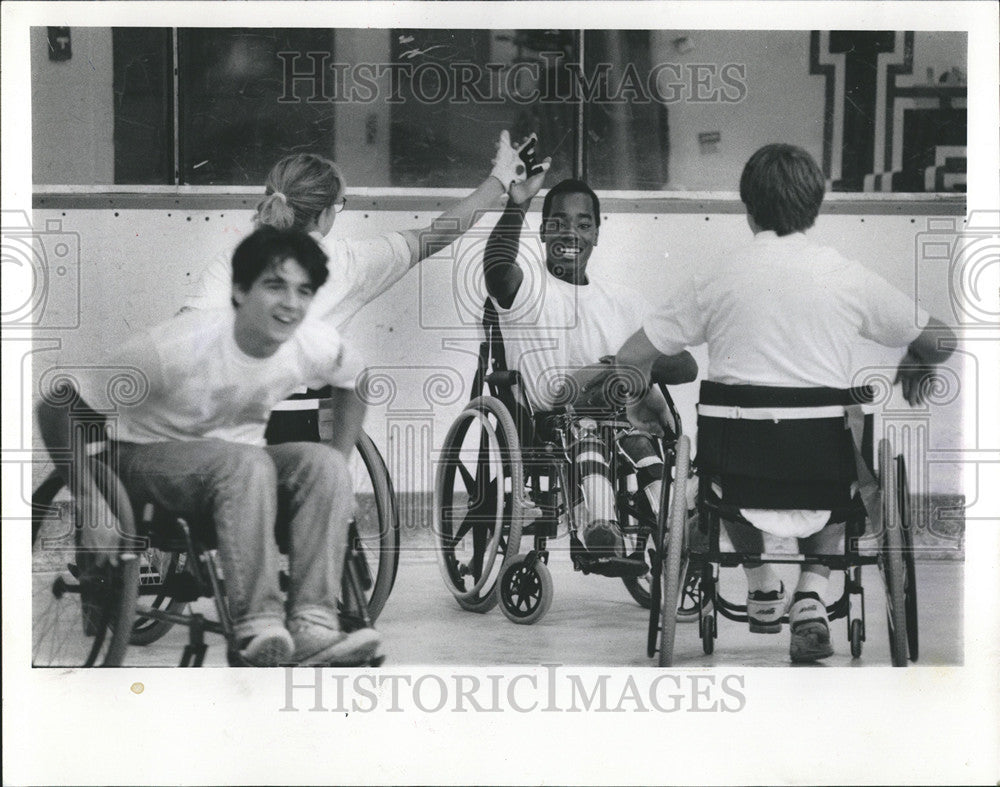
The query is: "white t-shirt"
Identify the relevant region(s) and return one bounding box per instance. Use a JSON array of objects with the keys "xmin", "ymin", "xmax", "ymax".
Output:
[
  {"xmin": 643, "ymin": 231, "xmax": 929, "ymax": 537},
  {"xmin": 184, "ymin": 230, "xmax": 412, "ymax": 328},
  {"xmin": 643, "ymin": 231, "xmax": 928, "ymax": 388},
  {"xmin": 492, "ymin": 250, "xmax": 650, "ymax": 411},
  {"xmin": 80, "ymin": 309, "xmax": 362, "ymax": 446}
]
